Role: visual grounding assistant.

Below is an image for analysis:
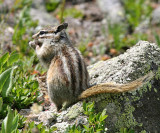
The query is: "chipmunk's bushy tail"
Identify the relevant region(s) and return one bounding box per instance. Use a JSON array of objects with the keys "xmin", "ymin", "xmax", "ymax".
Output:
[{"xmin": 79, "ymin": 71, "xmax": 154, "ymax": 100}]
